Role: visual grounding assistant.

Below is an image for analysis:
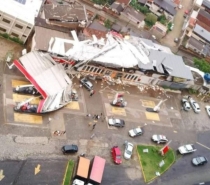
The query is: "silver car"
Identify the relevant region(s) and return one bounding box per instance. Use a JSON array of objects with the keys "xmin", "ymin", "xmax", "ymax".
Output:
[
  {"xmin": 181, "ymin": 98, "xmax": 191, "ymax": 111},
  {"xmin": 152, "ymin": 135, "xmax": 168, "ymax": 144},
  {"xmin": 189, "ymin": 98, "xmax": 200, "ymax": 113},
  {"xmin": 124, "ymin": 141, "xmax": 134, "ymax": 159},
  {"xmin": 108, "ymin": 118, "xmax": 125, "ymax": 127},
  {"xmin": 205, "ymin": 106, "xmax": 210, "ymax": 117},
  {"xmin": 128, "ymin": 127, "xmax": 143, "ymax": 137},
  {"xmin": 80, "ymin": 78, "xmax": 93, "ymax": 91}
]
